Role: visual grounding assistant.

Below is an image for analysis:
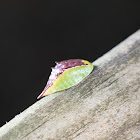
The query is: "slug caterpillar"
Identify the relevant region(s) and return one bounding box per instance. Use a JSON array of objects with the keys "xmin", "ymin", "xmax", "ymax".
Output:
[{"xmin": 37, "ymin": 59, "xmax": 93, "ymax": 99}]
